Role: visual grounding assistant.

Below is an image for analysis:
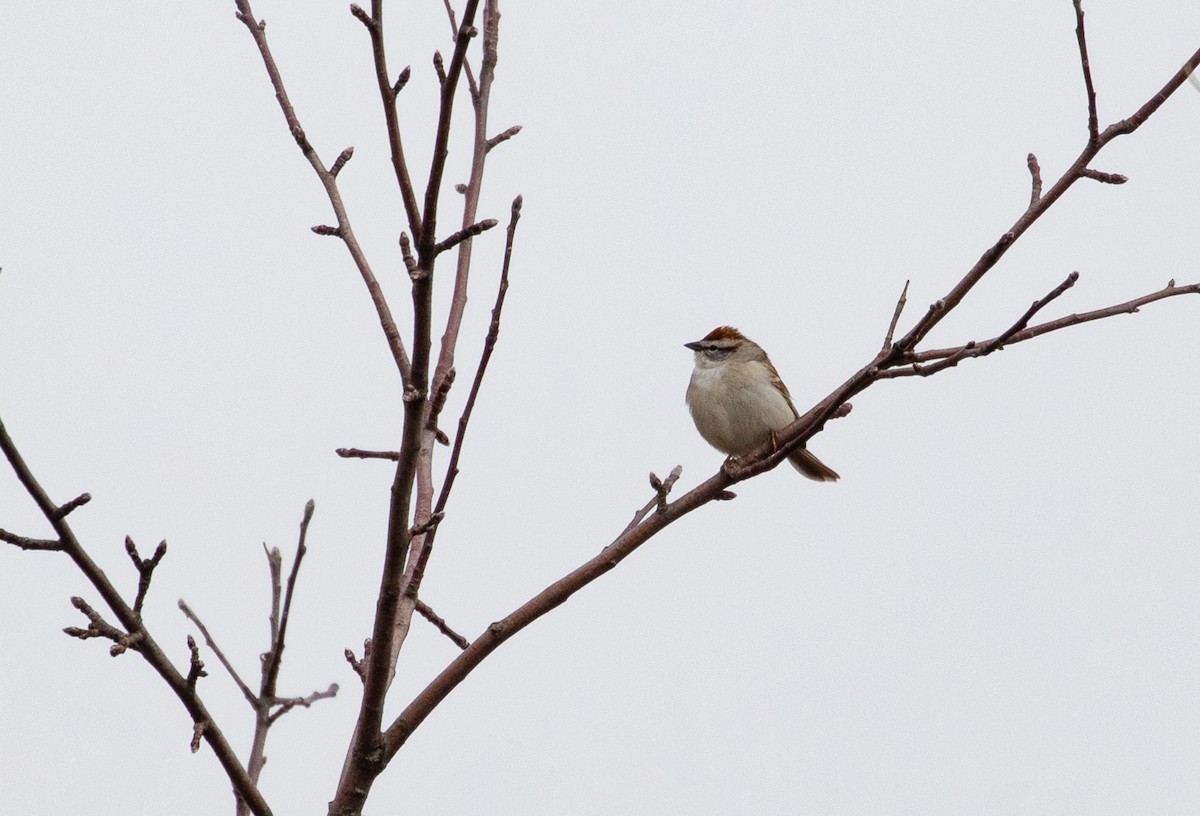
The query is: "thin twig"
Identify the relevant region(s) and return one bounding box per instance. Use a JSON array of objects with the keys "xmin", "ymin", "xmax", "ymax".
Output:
[
  {"xmin": 651, "ymin": 466, "xmax": 683, "ymax": 515},
  {"xmin": 434, "ymin": 218, "xmax": 498, "ymax": 254},
  {"xmin": 404, "ymin": 0, "xmax": 506, "ymax": 649},
  {"xmin": 1073, "ymin": 0, "xmax": 1100, "ymax": 145},
  {"xmin": 425, "ymin": 368, "xmax": 456, "ymax": 444},
  {"xmin": 880, "ymin": 278, "xmax": 1200, "ymax": 377},
  {"xmin": 442, "ymin": 0, "xmax": 480, "ymax": 98},
  {"xmin": 0, "ymin": 414, "xmax": 269, "ymax": 814},
  {"xmin": 415, "ymin": 600, "xmax": 469, "ymax": 650},
  {"xmin": 267, "ymin": 683, "xmax": 339, "ymax": 724},
  {"xmin": 126, "ymin": 536, "xmax": 168, "ymax": 619},
  {"xmin": 0, "ymin": 529, "xmax": 63, "ymax": 550},
  {"xmin": 337, "ymin": 447, "xmax": 402, "ymax": 461},
  {"xmin": 52, "ymin": 492, "xmax": 91, "ymax": 519},
  {"xmin": 1080, "ymin": 168, "xmax": 1127, "ymax": 185},
  {"xmin": 351, "ymin": 1, "xmax": 422, "ymax": 236},
  {"xmin": 1027, "ymin": 153, "xmax": 1042, "ymax": 205},
  {"xmin": 344, "ymin": 641, "xmax": 369, "ymax": 682},
  {"xmin": 264, "ymin": 543, "xmax": 283, "ymax": 647},
  {"xmin": 63, "ymin": 596, "xmax": 131, "ymax": 652},
  {"xmin": 240, "ymin": 500, "xmax": 326, "ymax": 816},
  {"xmin": 233, "ymin": 0, "xmax": 412, "ymax": 384},
  {"xmin": 486, "ymin": 125, "xmax": 522, "ymax": 152},
  {"xmin": 262, "ymin": 500, "xmax": 314, "ymax": 697},
  {"xmin": 330, "ymin": 146, "xmax": 354, "ymax": 177},
  {"xmin": 979, "ymin": 271, "xmax": 1080, "ymax": 354},
  {"xmin": 881, "ymin": 279, "xmax": 910, "ymax": 352},
  {"xmin": 186, "ymin": 635, "xmax": 208, "ymax": 691},
  {"xmin": 180, "ymin": 599, "xmax": 258, "ymax": 706},
  {"xmin": 407, "ymin": 195, "xmax": 522, "ymax": 596},
  {"xmin": 392, "ymin": 65, "xmax": 411, "ymax": 96}
]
